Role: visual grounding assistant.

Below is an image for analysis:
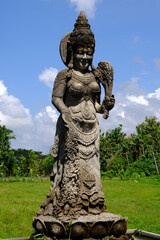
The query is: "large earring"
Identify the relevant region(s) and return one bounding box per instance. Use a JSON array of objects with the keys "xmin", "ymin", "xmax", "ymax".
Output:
[{"xmin": 67, "ymin": 44, "xmax": 73, "ymax": 68}]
